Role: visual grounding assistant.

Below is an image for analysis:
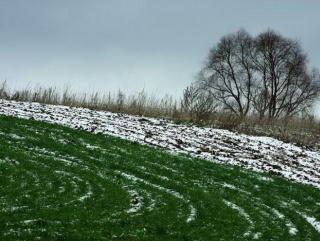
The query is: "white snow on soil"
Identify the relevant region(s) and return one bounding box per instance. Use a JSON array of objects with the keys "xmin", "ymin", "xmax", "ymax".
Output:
[{"xmin": 1, "ymin": 100, "xmax": 320, "ymax": 189}]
